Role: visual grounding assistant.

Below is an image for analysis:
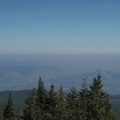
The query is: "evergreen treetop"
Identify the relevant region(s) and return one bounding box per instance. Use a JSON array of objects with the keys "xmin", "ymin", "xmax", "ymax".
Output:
[{"xmin": 3, "ymin": 93, "xmax": 16, "ymax": 120}]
